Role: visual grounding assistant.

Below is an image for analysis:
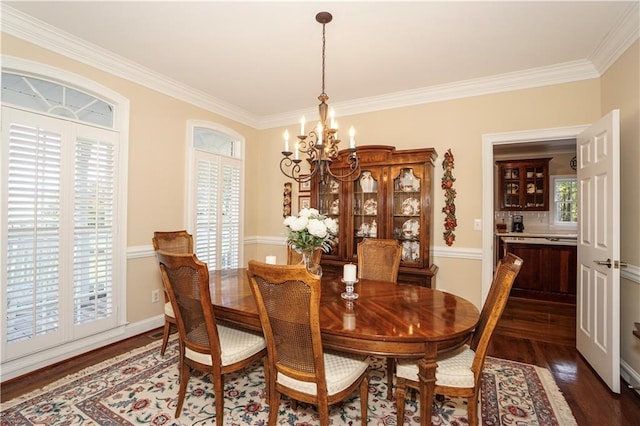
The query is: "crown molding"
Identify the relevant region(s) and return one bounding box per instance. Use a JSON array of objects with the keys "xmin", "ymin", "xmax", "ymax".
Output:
[
  {"xmin": 589, "ymin": 2, "xmax": 640, "ymax": 74},
  {"xmin": 259, "ymin": 60, "xmax": 600, "ymax": 129},
  {"xmin": 3, "ymin": 4, "xmax": 637, "ymax": 131}
]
